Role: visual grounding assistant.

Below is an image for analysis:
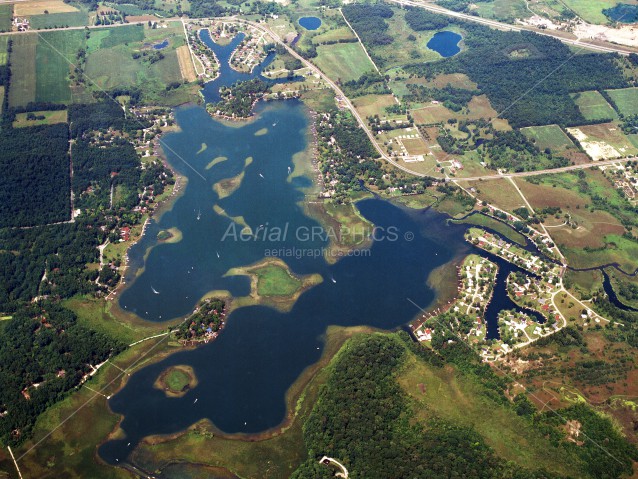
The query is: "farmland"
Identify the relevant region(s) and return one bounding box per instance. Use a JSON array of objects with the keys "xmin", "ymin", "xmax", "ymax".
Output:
[
  {"xmin": 605, "ymin": 87, "xmax": 638, "ymax": 117},
  {"xmin": 314, "ymin": 42, "xmax": 376, "ymax": 82},
  {"xmin": 559, "ymin": 0, "xmax": 628, "ymax": 24},
  {"xmin": 352, "ymin": 93, "xmax": 398, "ymax": 119},
  {"xmin": 0, "ymin": 5, "xmax": 11, "ymax": 32},
  {"xmin": 36, "ymin": 30, "xmax": 86, "ymax": 103},
  {"xmin": 13, "ymin": 110, "xmax": 68, "ymax": 128},
  {"xmin": 14, "ymin": 0, "xmax": 78, "ymax": 16},
  {"xmin": 8, "ymin": 34, "xmax": 38, "ymax": 107},
  {"xmin": 0, "ymin": 36, "xmax": 9, "ymax": 65},
  {"xmin": 567, "ymin": 122, "xmax": 638, "ymax": 161},
  {"xmin": 571, "ymin": 90, "xmax": 617, "ymax": 122},
  {"xmin": 520, "ymin": 124, "xmax": 576, "ymax": 152},
  {"xmin": 29, "ymin": 11, "xmax": 89, "ymax": 29}
]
